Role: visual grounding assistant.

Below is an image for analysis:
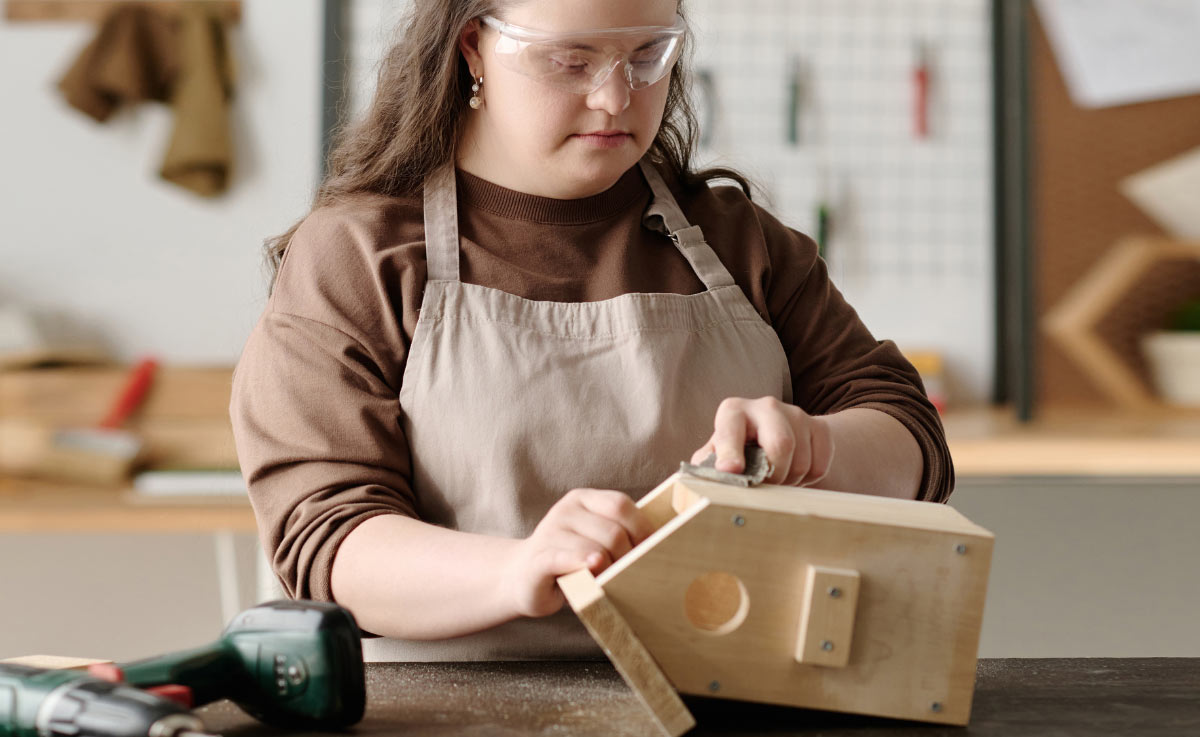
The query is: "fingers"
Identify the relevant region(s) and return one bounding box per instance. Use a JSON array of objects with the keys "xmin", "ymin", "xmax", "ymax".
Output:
[
  {"xmin": 709, "ymin": 398, "xmax": 750, "ymax": 473},
  {"xmin": 537, "ymin": 541, "xmax": 610, "ymax": 579},
  {"xmin": 702, "ymin": 396, "xmax": 790, "ymax": 478},
  {"xmin": 576, "ymin": 489, "xmax": 656, "ymax": 546},
  {"xmin": 689, "ymin": 441, "xmax": 714, "ymax": 466},
  {"xmin": 695, "ymin": 396, "xmax": 836, "ymax": 487},
  {"xmin": 753, "ymin": 409, "xmax": 797, "ymax": 485},
  {"xmin": 533, "ymin": 489, "xmax": 656, "ymax": 581},
  {"xmin": 568, "ymin": 506, "xmax": 634, "ymax": 561},
  {"xmin": 520, "ymin": 490, "xmax": 656, "ymax": 619}
]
